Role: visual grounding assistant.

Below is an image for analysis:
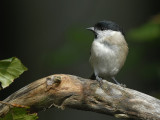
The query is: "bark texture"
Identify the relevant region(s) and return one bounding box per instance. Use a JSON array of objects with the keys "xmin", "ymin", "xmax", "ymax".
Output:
[{"xmin": 0, "ymin": 74, "xmax": 160, "ymax": 120}]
